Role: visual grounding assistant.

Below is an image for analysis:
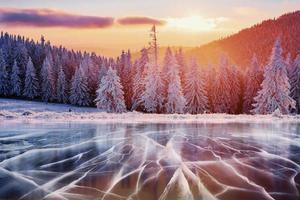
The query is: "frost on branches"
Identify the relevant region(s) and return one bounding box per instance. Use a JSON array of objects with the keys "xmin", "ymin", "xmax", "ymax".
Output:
[
  {"xmin": 140, "ymin": 63, "xmax": 164, "ymax": 113},
  {"xmin": 56, "ymin": 64, "xmax": 68, "ymax": 104},
  {"xmin": 95, "ymin": 67, "xmax": 126, "ymax": 113},
  {"xmin": 0, "ymin": 49, "xmax": 10, "ymax": 96},
  {"xmin": 252, "ymin": 38, "xmax": 296, "ymax": 114},
  {"xmin": 165, "ymin": 55, "xmax": 186, "ymax": 114},
  {"xmin": 10, "ymin": 60, "xmax": 22, "ymax": 96},
  {"xmin": 23, "ymin": 57, "xmax": 39, "ymax": 99},
  {"xmin": 40, "ymin": 54, "xmax": 55, "ymax": 102},
  {"xmin": 290, "ymin": 54, "xmax": 300, "ymax": 112},
  {"xmin": 243, "ymin": 54, "xmax": 263, "ymax": 113},
  {"xmin": 184, "ymin": 59, "xmax": 208, "ymax": 114},
  {"xmin": 69, "ymin": 64, "xmax": 90, "ymax": 106}
]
